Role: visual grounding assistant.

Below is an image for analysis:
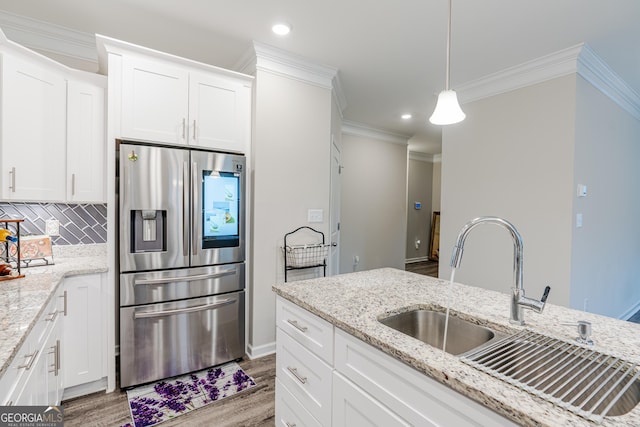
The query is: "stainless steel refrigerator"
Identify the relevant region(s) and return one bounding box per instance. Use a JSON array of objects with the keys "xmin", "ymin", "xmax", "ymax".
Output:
[{"xmin": 118, "ymin": 141, "xmax": 246, "ymax": 388}]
